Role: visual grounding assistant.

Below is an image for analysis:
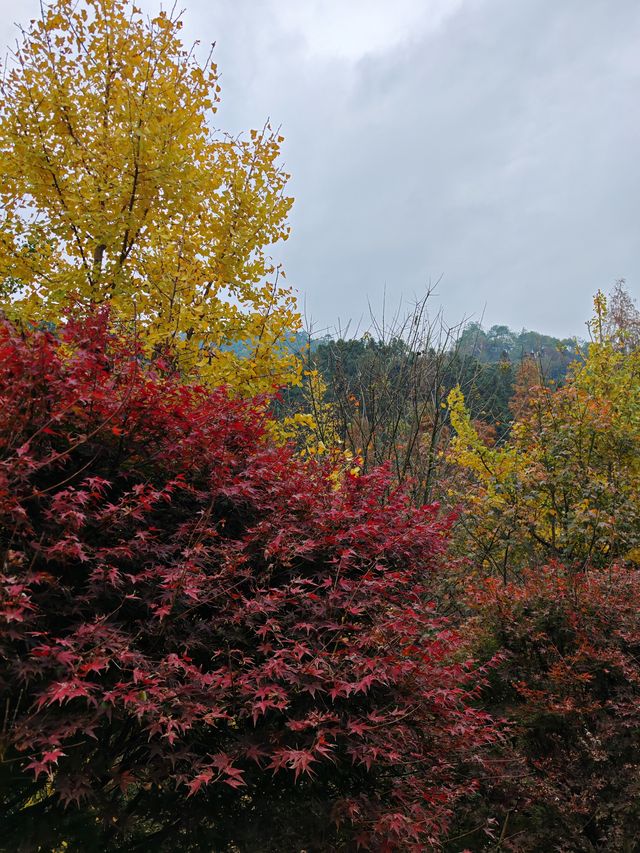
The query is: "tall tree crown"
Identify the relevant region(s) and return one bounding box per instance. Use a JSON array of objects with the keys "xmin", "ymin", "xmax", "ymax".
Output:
[{"xmin": 0, "ymin": 0, "xmax": 299, "ymax": 392}]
